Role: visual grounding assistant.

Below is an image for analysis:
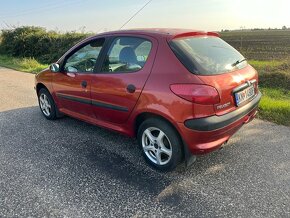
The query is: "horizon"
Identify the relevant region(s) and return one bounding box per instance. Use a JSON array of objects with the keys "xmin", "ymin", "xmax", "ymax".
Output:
[{"xmin": 0, "ymin": 0, "xmax": 289, "ymax": 33}]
